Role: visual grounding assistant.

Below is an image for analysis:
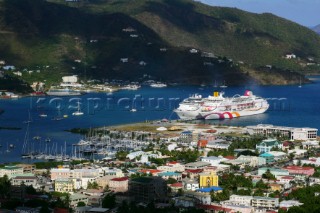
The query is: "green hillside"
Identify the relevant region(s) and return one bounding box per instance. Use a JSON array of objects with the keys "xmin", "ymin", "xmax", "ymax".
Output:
[{"xmin": 0, "ymin": 0, "xmax": 319, "ymax": 89}]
